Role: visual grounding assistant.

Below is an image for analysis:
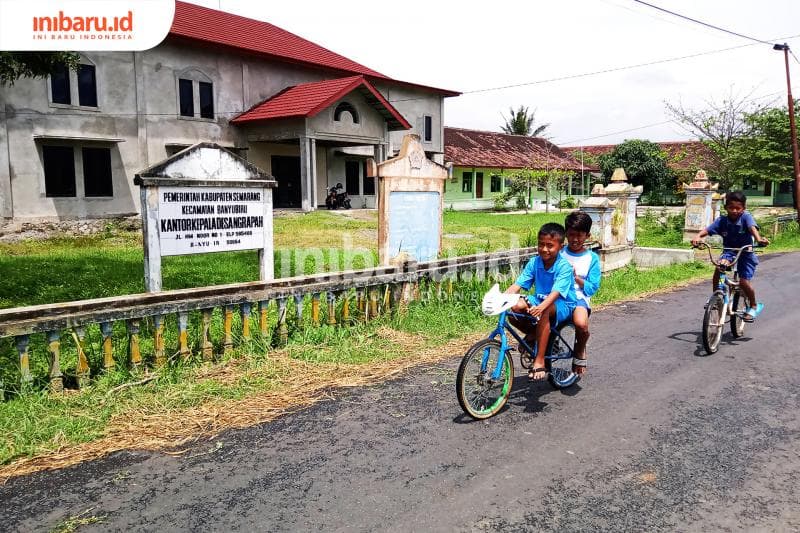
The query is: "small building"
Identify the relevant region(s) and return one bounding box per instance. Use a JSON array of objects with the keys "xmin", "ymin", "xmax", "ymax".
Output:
[
  {"xmin": 0, "ymin": 1, "xmax": 459, "ymax": 221},
  {"xmin": 443, "ymin": 127, "xmax": 594, "ymax": 210}
]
